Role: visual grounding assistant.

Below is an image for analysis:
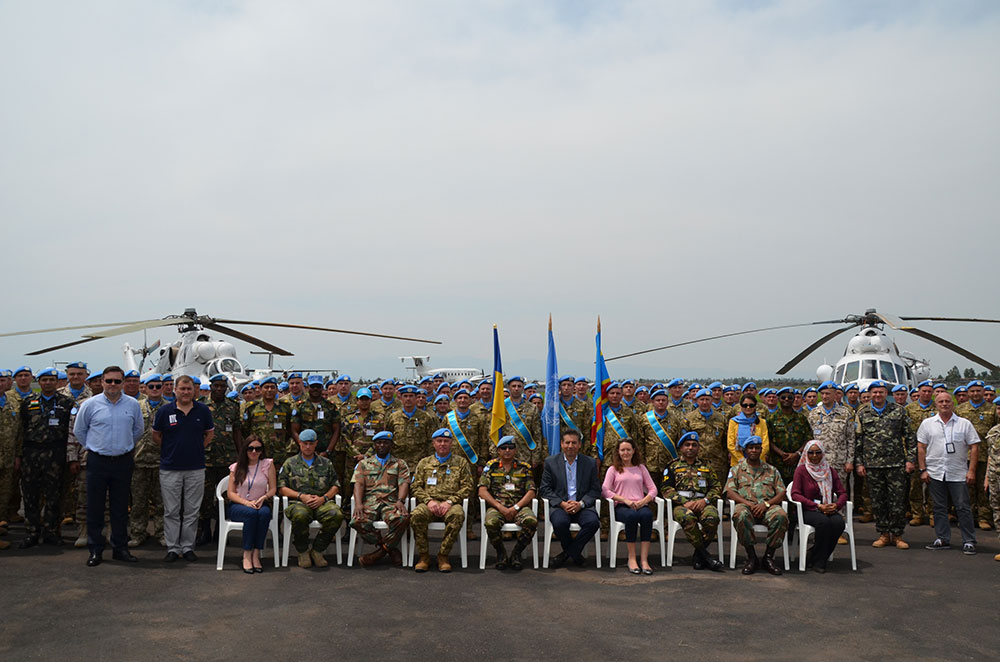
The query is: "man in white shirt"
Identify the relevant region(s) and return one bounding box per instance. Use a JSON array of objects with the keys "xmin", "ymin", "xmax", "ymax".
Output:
[{"xmin": 917, "ymin": 392, "xmax": 979, "ymax": 554}]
